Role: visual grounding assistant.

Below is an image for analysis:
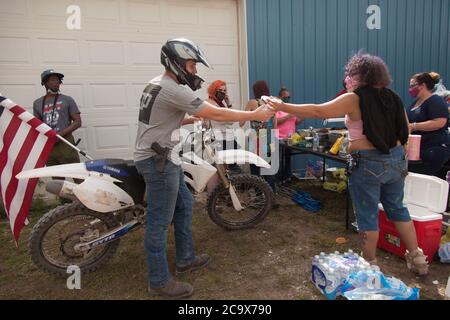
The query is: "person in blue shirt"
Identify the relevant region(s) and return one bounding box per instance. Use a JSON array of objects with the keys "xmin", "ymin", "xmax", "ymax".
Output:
[{"xmin": 407, "ymin": 72, "xmax": 450, "ymax": 177}]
